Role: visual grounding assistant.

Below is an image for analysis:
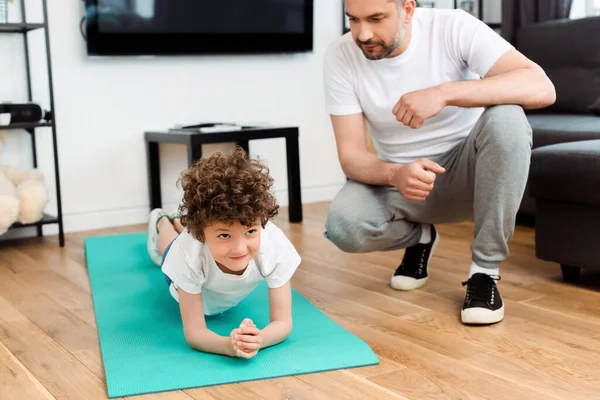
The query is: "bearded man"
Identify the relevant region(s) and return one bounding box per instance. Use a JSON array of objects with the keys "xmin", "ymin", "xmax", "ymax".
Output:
[{"xmin": 323, "ymin": 0, "xmax": 555, "ymax": 325}]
